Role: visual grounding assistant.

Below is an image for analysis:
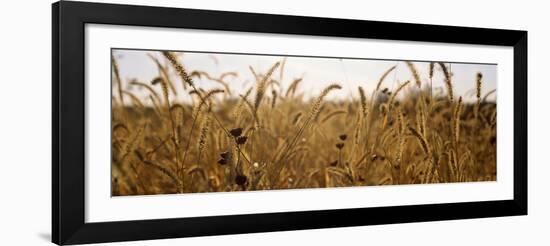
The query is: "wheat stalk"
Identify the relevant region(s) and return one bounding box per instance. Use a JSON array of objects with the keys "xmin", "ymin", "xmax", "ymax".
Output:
[
  {"xmin": 475, "ymin": 72, "xmax": 483, "ymax": 119},
  {"xmin": 233, "ymin": 87, "xmax": 254, "ymax": 123},
  {"xmin": 130, "ymin": 80, "xmax": 162, "ymax": 107},
  {"xmin": 388, "ymin": 80, "xmax": 410, "ymax": 109},
  {"xmin": 181, "ymin": 88, "xmax": 225, "ymax": 171},
  {"xmin": 358, "ymin": 86, "xmax": 368, "ymax": 119},
  {"xmin": 271, "ymin": 90, "xmax": 278, "ymax": 108},
  {"xmin": 239, "ymin": 94, "xmax": 260, "ymax": 127},
  {"xmin": 148, "ymin": 53, "xmax": 177, "ymax": 95},
  {"xmin": 406, "ymin": 61, "xmax": 422, "ymax": 88},
  {"xmin": 416, "ymin": 99, "xmax": 427, "ymax": 137},
  {"xmin": 437, "ymin": 62, "xmax": 454, "ymax": 101},
  {"xmin": 134, "ymin": 150, "xmax": 182, "ymax": 192},
  {"xmin": 254, "ymin": 62, "xmax": 281, "ymax": 113},
  {"xmin": 308, "ymin": 84, "xmax": 342, "ymax": 120},
  {"xmin": 453, "ymin": 96, "xmax": 463, "ymax": 145},
  {"xmin": 409, "ymin": 126, "xmax": 430, "ymax": 155},
  {"xmin": 285, "ymin": 78, "xmax": 303, "ymax": 97},
  {"xmin": 396, "ymin": 107, "xmax": 406, "ymax": 163},
  {"xmin": 122, "ymin": 91, "xmax": 144, "ymax": 109},
  {"xmin": 162, "ymin": 51, "xmax": 196, "ymax": 88},
  {"xmin": 482, "ymin": 89, "xmax": 496, "ymax": 103},
  {"xmin": 197, "ymin": 114, "xmax": 211, "ymax": 165},
  {"xmin": 375, "ymin": 65, "xmax": 397, "ymax": 92},
  {"xmin": 320, "ymin": 110, "xmax": 346, "ymax": 124},
  {"xmin": 111, "ymin": 55, "xmax": 124, "ymax": 105},
  {"xmin": 380, "ymin": 80, "xmax": 410, "ymax": 131}
]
